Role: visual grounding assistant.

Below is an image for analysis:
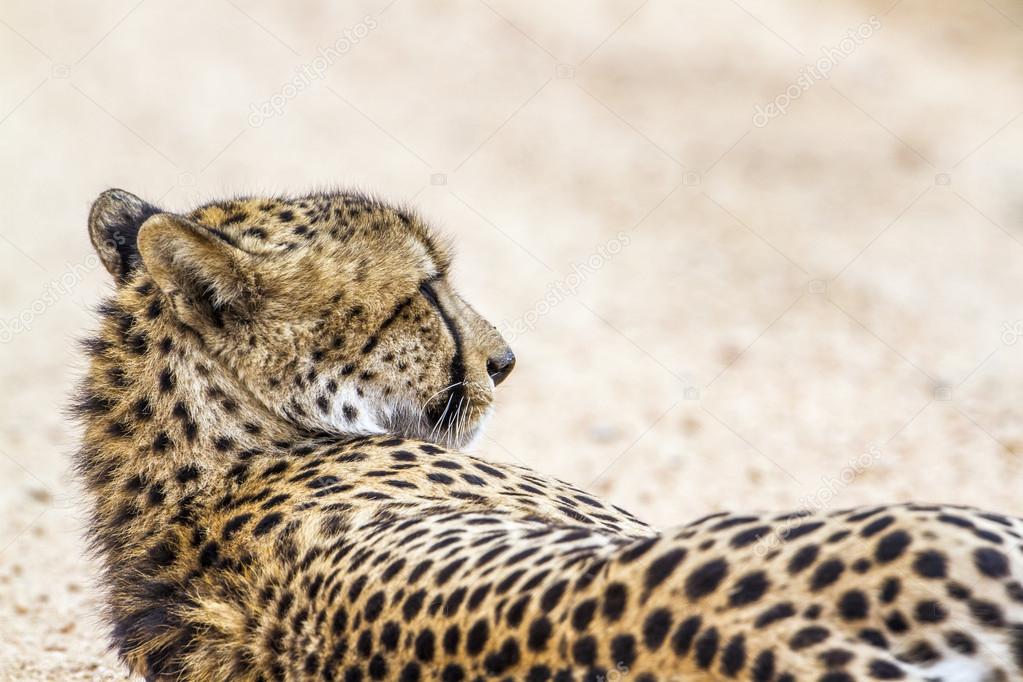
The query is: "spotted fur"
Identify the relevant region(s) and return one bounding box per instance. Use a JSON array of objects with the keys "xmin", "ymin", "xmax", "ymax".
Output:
[{"xmin": 74, "ymin": 189, "xmax": 1023, "ymax": 681}]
